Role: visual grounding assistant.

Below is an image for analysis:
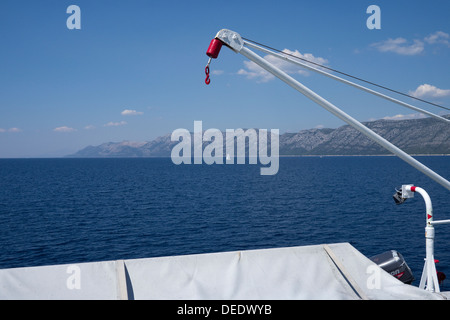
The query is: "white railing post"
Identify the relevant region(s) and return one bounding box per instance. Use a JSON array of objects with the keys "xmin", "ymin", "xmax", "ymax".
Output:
[{"xmin": 402, "ymin": 185, "xmax": 450, "ymax": 292}]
